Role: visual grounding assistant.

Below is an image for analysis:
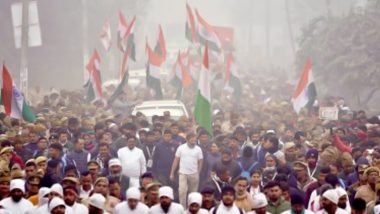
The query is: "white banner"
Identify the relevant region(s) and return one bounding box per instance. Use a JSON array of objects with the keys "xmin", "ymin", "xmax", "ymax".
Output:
[{"xmin": 319, "ymin": 107, "xmax": 339, "ymax": 120}]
